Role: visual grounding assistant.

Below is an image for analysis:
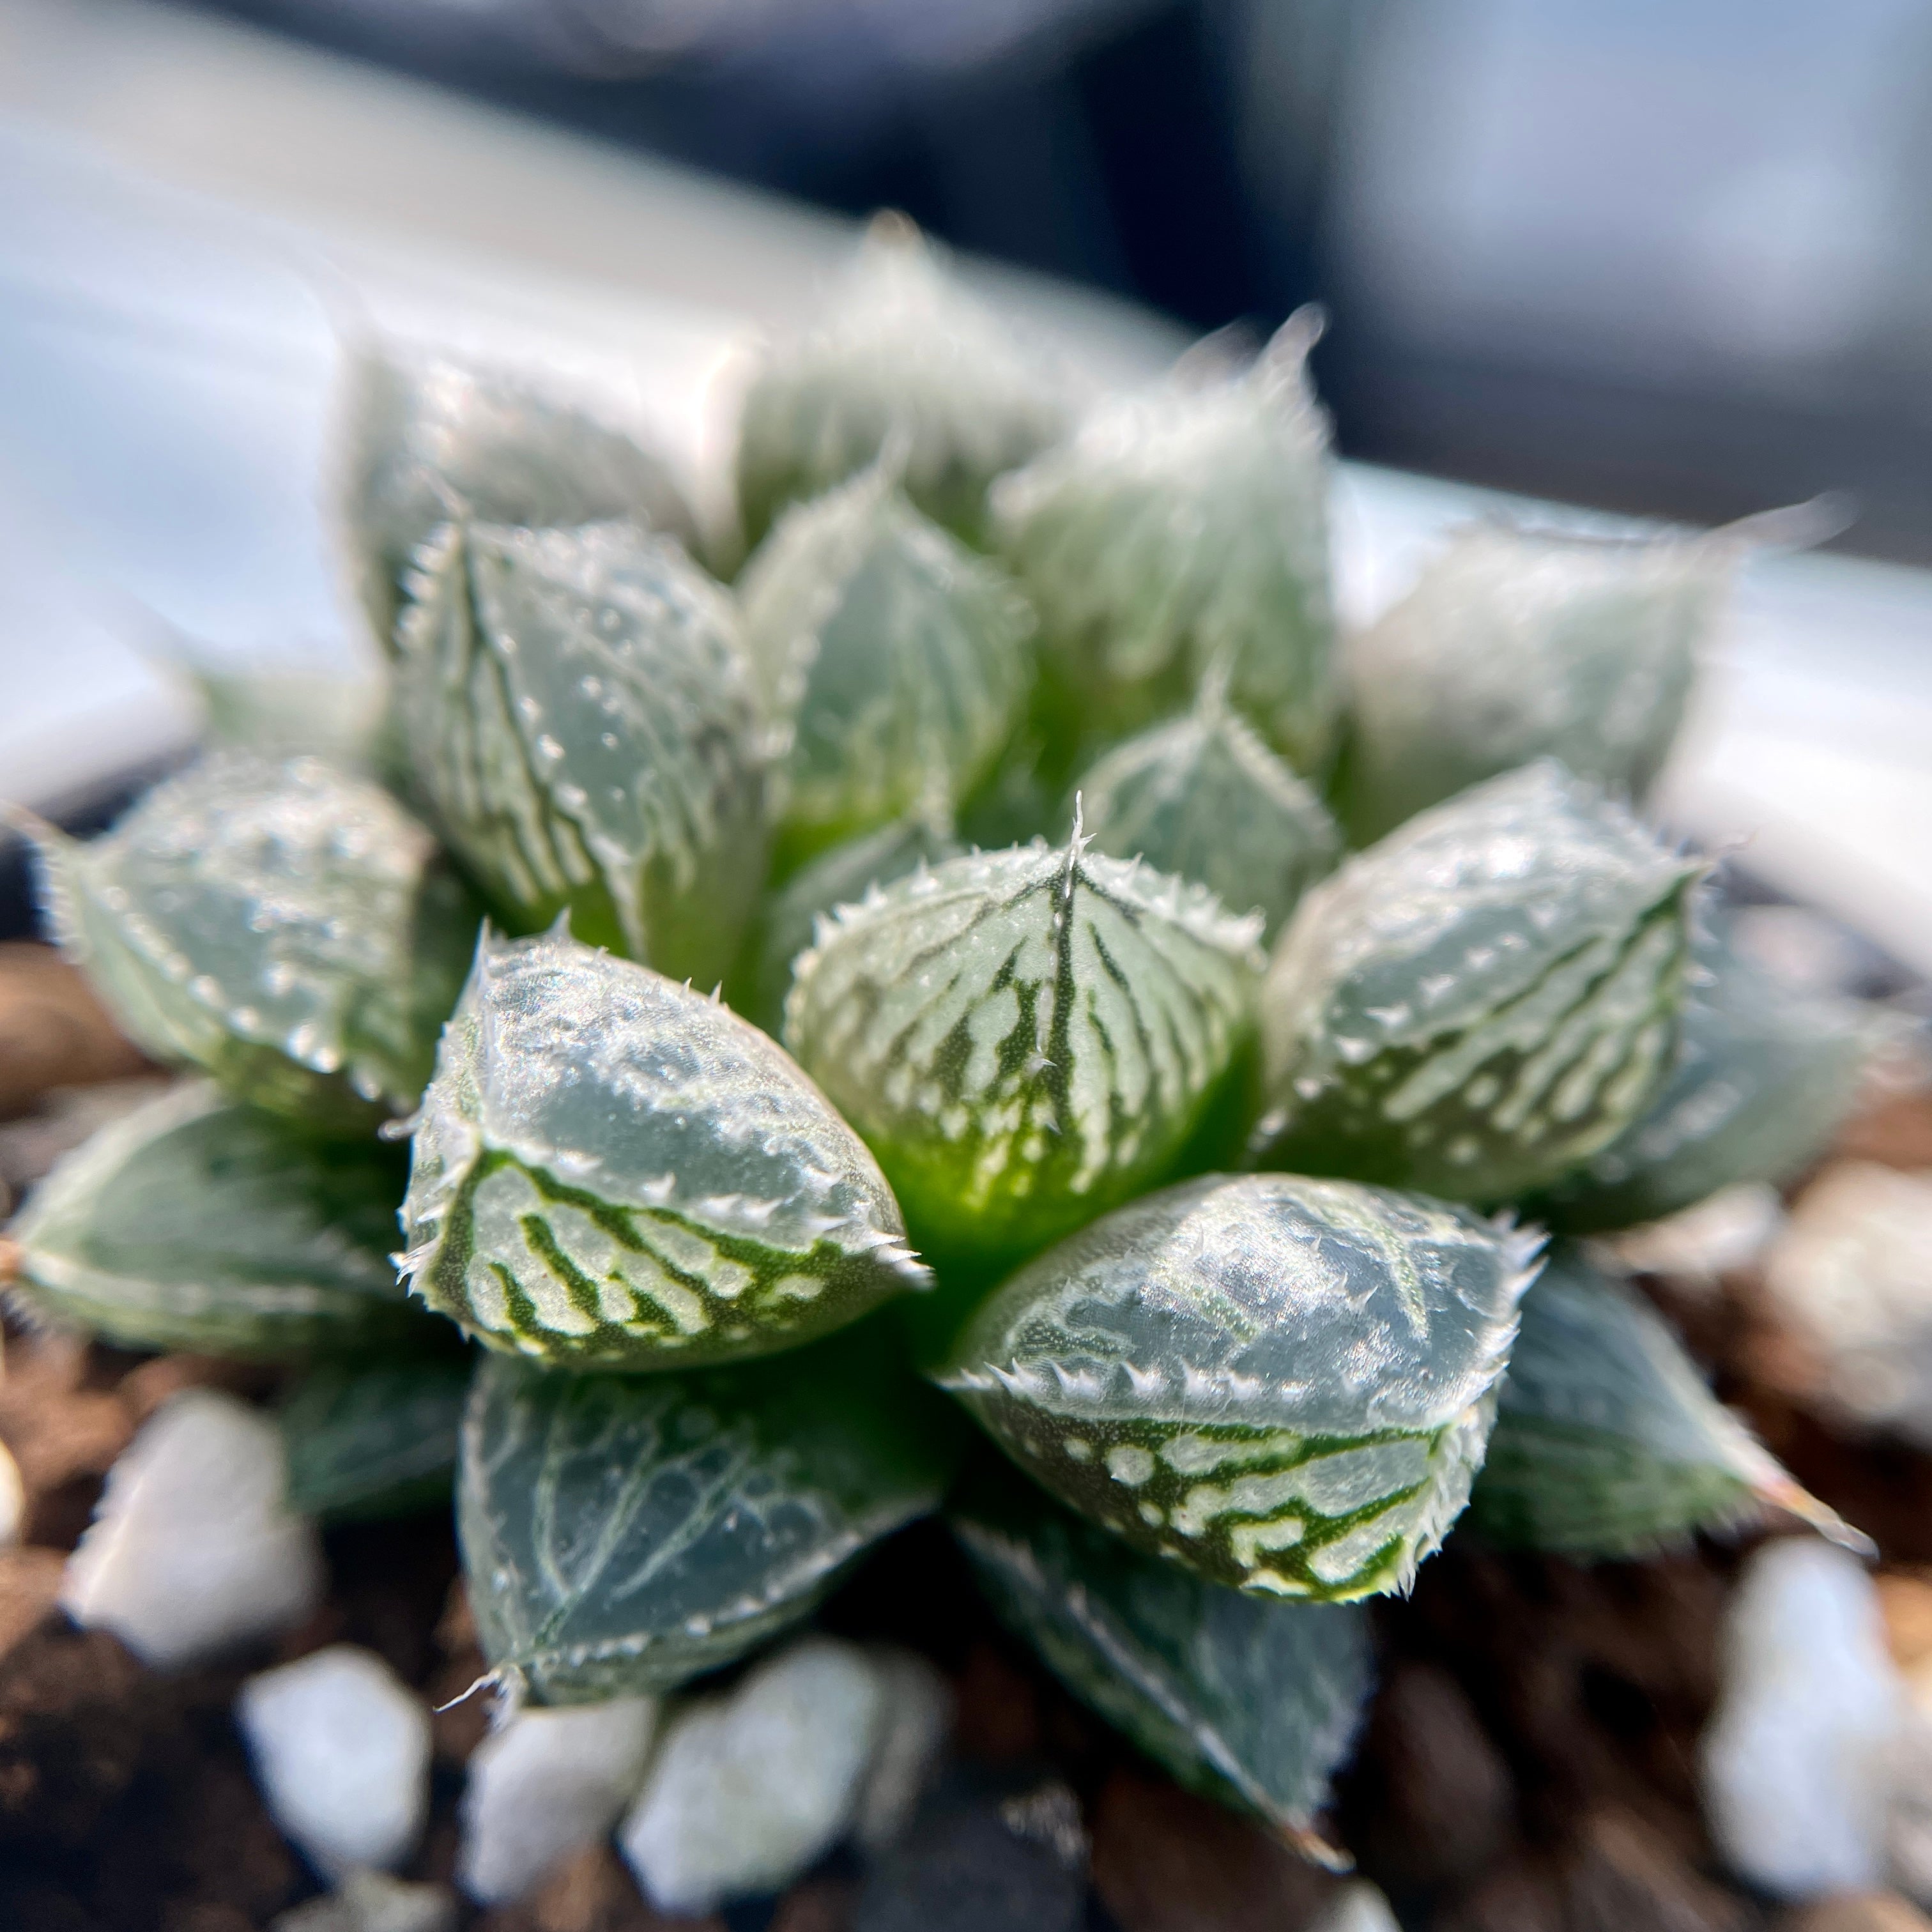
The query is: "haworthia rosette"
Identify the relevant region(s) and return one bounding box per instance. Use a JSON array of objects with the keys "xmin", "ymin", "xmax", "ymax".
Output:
[
  {"xmin": 6, "ymin": 1080, "xmax": 425, "ymax": 1358},
  {"xmin": 1072, "ymin": 680, "xmax": 1341, "ymax": 939},
  {"xmin": 458, "ymin": 1329, "xmax": 958, "ymax": 1702},
  {"xmin": 952, "ymin": 1467, "xmax": 1372, "ymax": 1859},
  {"xmin": 1340, "ymin": 524, "xmax": 1713, "ymax": 843},
  {"xmin": 339, "ymin": 346, "xmax": 696, "ymax": 651},
  {"xmin": 937, "ymin": 1173, "xmax": 1541, "ymax": 1601},
  {"xmin": 733, "ymin": 811, "xmax": 962, "ymax": 1038},
  {"xmin": 397, "ymin": 518, "xmax": 767, "ymax": 985},
  {"xmin": 739, "ymin": 464, "xmax": 1033, "ymax": 875},
  {"xmin": 402, "ymin": 928, "xmax": 930, "ymax": 1370},
  {"xmin": 1527, "ymin": 918, "xmax": 1873, "ymax": 1234},
  {"xmin": 1469, "ymin": 1244, "xmax": 1860, "ymax": 1557},
  {"xmin": 733, "ymin": 217, "xmax": 1070, "ymax": 552},
  {"xmin": 992, "ymin": 313, "xmax": 1337, "ymax": 779},
  {"xmin": 783, "ymin": 827, "xmax": 1264, "ymax": 1277},
  {"xmin": 24, "ymin": 753, "xmax": 479, "ymax": 1131},
  {"xmin": 280, "ymin": 1353, "xmax": 473, "ymax": 1521},
  {"xmin": 1252, "ymin": 761, "xmax": 1704, "ymax": 1204}
]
